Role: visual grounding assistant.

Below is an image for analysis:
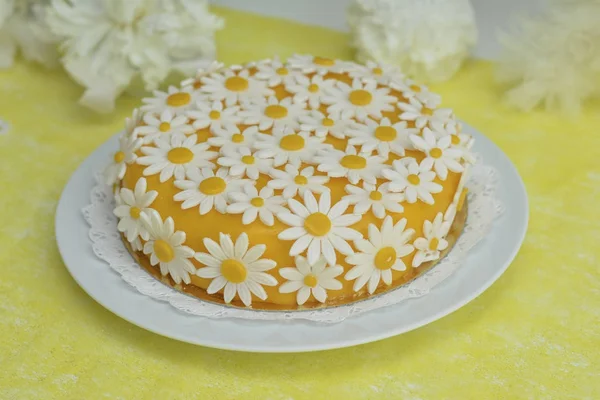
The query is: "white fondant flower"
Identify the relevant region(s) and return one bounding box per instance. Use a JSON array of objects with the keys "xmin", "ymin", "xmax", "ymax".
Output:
[
  {"xmin": 125, "ymin": 108, "xmax": 143, "ymax": 138},
  {"xmin": 134, "ymin": 109, "xmax": 194, "ymax": 144},
  {"xmin": 345, "ymin": 216, "xmax": 415, "ymax": 294},
  {"xmin": 268, "ymin": 165, "xmax": 329, "ymax": 199},
  {"xmin": 113, "ymin": 178, "xmax": 158, "ymax": 242},
  {"xmin": 227, "ymin": 185, "xmax": 287, "ymax": 226},
  {"xmin": 200, "ymin": 66, "xmax": 273, "ymax": 106},
  {"xmin": 431, "ymin": 120, "xmax": 476, "ymax": 164},
  {"xmin": 279, "ymin": 256, "xmax": 343, "ymax": 305},
  {"xmin": 298, "ymin": 110, "xmax": 356, "ymax": 139},
  {"xmin": 390, "ymin": 80, "xmax": 442, "ymax": 109},
  {"xmin": 285, "ymin": 74, "xmax": 336, "ymax": 110},
  {"xmin": 343, "ymin": 182, "xmax": 405, "ymax": 218},
  {"xmin": 186, "ymin": 100, "xmax": 241, "ymax": 135},
  {"xmin": 287, "ymin": 54, "xmax": 348, "ymax": 75},
  {"xmin": 277, "ymin": 191, "xmax": 362, "ymax": 266},
  {"xmin": 239, "ymin": 96, "xmax": 308, "ymax": 131},
  {"xmin": 194, "ymin": 232, "xmax": 278, "ymax": 306},
  {"xmin": 208, "ymin": 125, "xmax": 260, "ymax": 153},
  {"xmin": 314, "ymin": 145, "xmax": 386, "ymax": 185},
  {"xmin": 173, "ymin": 167, "xmax": 249, "ymax": 214},
  {"xmin": 397, "ymin": 97, "xmax": 452, "ymax": 129},
  {"xmin": 141, "ymin": 210, "xmax": 196, "ymax": 285},
  {"xmin": 217, "ymin": 146, "xmax": 273, "ymax": 180},
  {"xmin": 254, "ymin": 56, "xmax": 304, "ymax": 87},
  {"xmin": 382, "ymin": 158, "xmax": 442, "ymax": 204},
  {"xmin": 254, "ymin": 126, "xmax": 330, "ymax": 167},
  {"xmin": 410, "ymin": 128, "xmax": 464, "ymax": 180},
  {"xmin": 141, "ymin": 86, "xmax": 198, "ymax": 116},
  {"xmin": 104, "ymin": 134, "xmax": 142, "ymax": 185},
  {"xmin": 347, "ymin": 117, "xmax": 418, "ymax": 157},
  {"xmin": 348, "ymin": 60, "xmax": 405, "ymax": 85},
  {"xmin": 322, "ymin": 78, "xmax": 396, "ymax": 121},
  {"xmin": 138, "ymin": 134, "xmax": 217, "ymax": 183},
  {"xmin": 412, "ymin": 212, "xmax": 451, "ymax": 268},
  {"xmin": 181, "ymin": 61, "xmax": 225, "ymax": 89}
]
